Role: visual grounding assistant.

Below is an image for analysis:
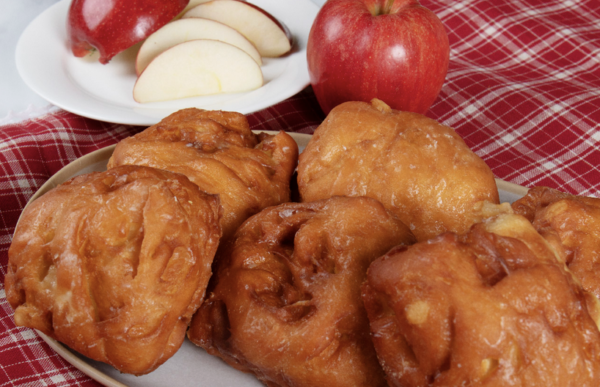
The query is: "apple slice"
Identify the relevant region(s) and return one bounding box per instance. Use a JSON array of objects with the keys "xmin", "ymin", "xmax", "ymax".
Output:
[
  {"xmin": 177, "ymin": 0, "xmax": 221, "ymax": 17},
  {"xmin": 133, "ymin": 39, "xmax": 263, "ymax": 103},
  {"xmin": 136, "ymin": 18, "xmax": 262, "ymax": 75},
  {"xmin": 183, "ymin": 0, "xmax": 292, "ymax": 57}
]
